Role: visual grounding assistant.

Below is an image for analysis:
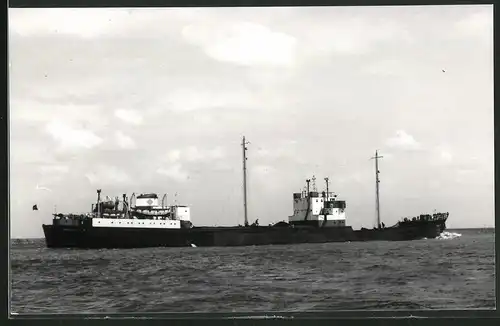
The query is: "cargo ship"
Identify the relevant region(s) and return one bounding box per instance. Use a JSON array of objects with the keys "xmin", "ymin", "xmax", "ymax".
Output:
[{"xmin": 41, "ymin": 137, "xmax": 448, "ymax": 248}]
